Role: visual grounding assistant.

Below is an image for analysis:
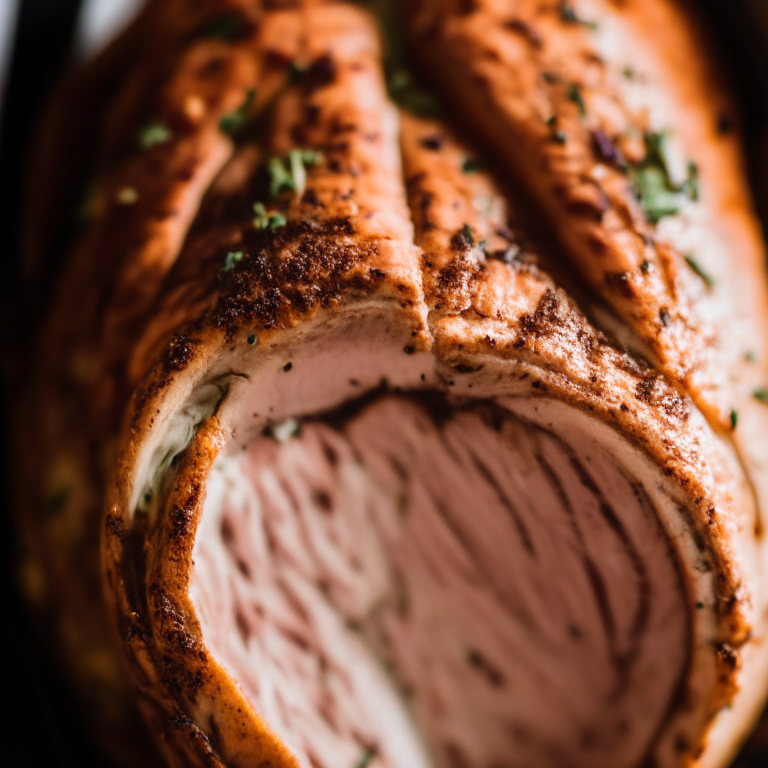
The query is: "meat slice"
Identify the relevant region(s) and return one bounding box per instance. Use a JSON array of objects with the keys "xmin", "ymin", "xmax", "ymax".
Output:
[
  {"xmin": 193, "ymin": 395, "xmax": 689, "ymax": 768},
  {"xmin": 398, "ymin": 0, "xmax": 768, "ymax": 439},
  {"xmin": 16, "ymin": 1, "xmax": 768, "ymax": 768}
]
